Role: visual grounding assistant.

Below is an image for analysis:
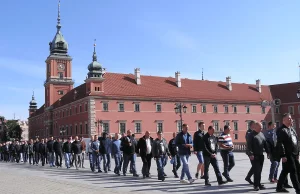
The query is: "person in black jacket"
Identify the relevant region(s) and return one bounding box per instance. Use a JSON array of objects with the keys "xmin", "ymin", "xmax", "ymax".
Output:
[
  {"xmin": 39, "ymin": 139, "xmax": 47, "ymax": 166},
  {"xmin": 23, "ymin": 141, "xmax": 29, "ymax": 163},
  {"xmin": 193, "ymin": 121, "xmax": 205, "ymax": 179},
  {"xmin": 121, "ymin": 130, "xmax": 139, "ymax": 177},
  {"xmin": 168, "ymin": 132, "xmax": 181, "ymax": 178},
  {"xmin": 28, "ymin": 139, "xmax": 34, "ymax": 165},
  {"xmin": 100, "ymin": 133, "xmax": 109, "ymax": 173},
  {"xmin": 54, "ymin": 138, "xmax": 63, "ymax": 167},
  {"xmin": 152, "ymin": 131, "xmax": 171, "ymax": 181},
  {"xmin": 203, "ymin": 126, "xmax": 226, "ymax": 186},
  {"xmin": 15, "ymin": 141, "xmax": 21, "ymax": 163},
  {"xmin": 33, "ymin": 139, "xmax": 40, "ymax": 165},
  {"xmin": 47, "ymin": 137, "xmax": 55, "ymax": 167},
  {"xmin": 136, "ymin": 131, "xmax": 154, "ymax": 178},
  {"xmin": 245, "ymin": 120, "xmax": 256, "ymax": 185},
  {"xmin": 246, "ymin": 121, "xmax": 269, "ymax": 191},
  {"xmin": 63, "ymin": 138, "xmax": 72, "ymax": 169},
  {"xmin": 276, "ymin": 113, "xmax": 300, "ymax": 194},
  {"xmin": 72, "ymin": 136, "xmax": 83, "ymax": 170}
]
